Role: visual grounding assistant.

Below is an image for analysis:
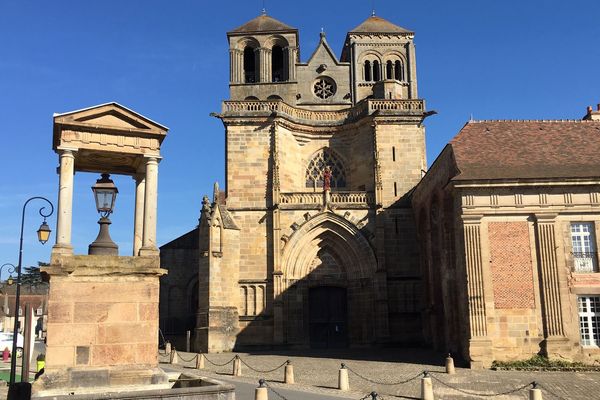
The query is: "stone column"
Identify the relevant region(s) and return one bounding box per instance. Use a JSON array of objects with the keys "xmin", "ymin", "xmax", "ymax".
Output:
[
  {"xmin": 534, "ymin": 214, "xmax": 568, "ymax": 355},
  {"xmin": 254, "ymin": 48, "xmax": 261, "ymax": 83},
  {"xmin": 286, "ymin": 46, "xmax": 297, "ymax": 81},
  {"xmin": 461, "ymin": 214, "xmax": 492, "ymax": 368},
  {"xmin": 229, "ymin": 49, "xmax": 235, "ymax": 83},
  {"xmin": 259, "ymin": 47, "xmax": 272, "ymax": 83},
  {"xmin": 132, "ymin": 174, "xmax": 146, "ymax": 256},
  {"xmin": 53, "ymin": 149, "xmax": 75, "ymax": 254},
  {"xmin": 407, "ymin": 41, "xmax": 418, "ymax": 99},
  {"xmin": 139, "ymin": 157, "xmax": 159, "ymax": 256}
]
